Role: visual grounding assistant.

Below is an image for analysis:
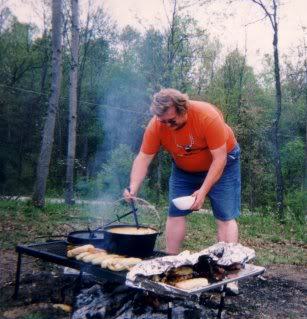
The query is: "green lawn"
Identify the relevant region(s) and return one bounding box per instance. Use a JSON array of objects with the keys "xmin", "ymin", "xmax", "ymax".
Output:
[
  {"xmin": 185, "ymin": 211, "xmax": 306, "ymax": 265},
  {"xmin": 0, "ymin": 200, "xmax": 306, "ymax": 266}
]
